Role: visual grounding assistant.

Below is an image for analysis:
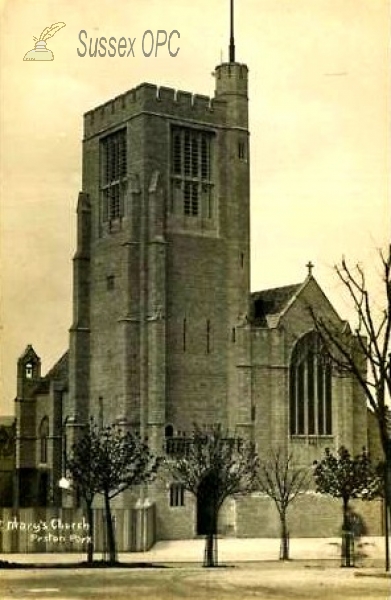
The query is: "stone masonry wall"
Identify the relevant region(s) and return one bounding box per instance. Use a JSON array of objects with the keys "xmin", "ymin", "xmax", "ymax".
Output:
[{"xmin": 235, "ymin": 494, "xmax": 383, "ymax": 538}]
